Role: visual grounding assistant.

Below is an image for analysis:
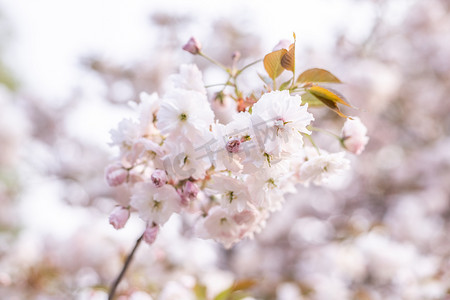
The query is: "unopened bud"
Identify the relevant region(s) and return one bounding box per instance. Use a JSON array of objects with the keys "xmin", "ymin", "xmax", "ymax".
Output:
[
  {"xmin": 105, "ymin": 163, "xmax": 128, "ymax": 187},
  {"xmin": 184, "ymin": 181, "xmax": 199, "ymax": 199},
  {"xmin": 179, "ymin": 181, "xmax": 199, "ymax": 206},
  {"xmin": 143, "ymin": 224, "xmax": 159, "ymax": 244},
  {"xmin": 341, "ymin": 117, "xmax": 369, "ymax": 155},
  {"xmin": 182, "ymin": 37, "xmax": 202, "ymax": 55},
  {"xmin": 151, "ymin": 169, "xmax": 167, "ymax": 188},
  {"xmin": 226, "ymin": 139, "xmax": 241, "ymax": 153},
  {"xmin": 109, "ymin": 206, "xmax": 130, "ymax": 229},
  {"xmin": 232, "ymin": 51, "xmax": 241, "ymax": 61}
]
